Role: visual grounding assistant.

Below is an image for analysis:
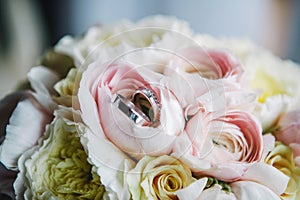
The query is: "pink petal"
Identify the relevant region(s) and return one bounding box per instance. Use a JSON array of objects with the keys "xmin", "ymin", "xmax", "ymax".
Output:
[
  {"xmin": 289, "ymin": 143, "xmax": 300, "ymax": 157},
  {"xmin": 276, "ymin": 109, "xmax": 300, "ymax": 145},
  {"xmin": 173, "ymin": 47, "xmax": 243, "ymax": 80},
  {"xmin": 97, "ymin": 87, "xmax": 177, "ymax": 158}
]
